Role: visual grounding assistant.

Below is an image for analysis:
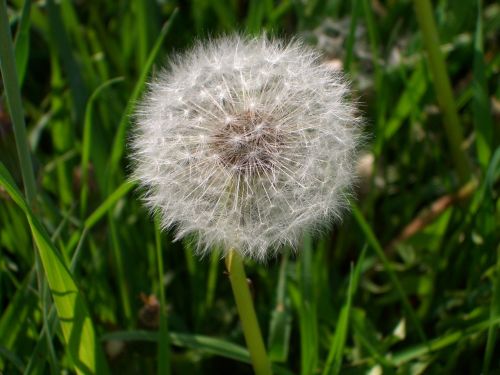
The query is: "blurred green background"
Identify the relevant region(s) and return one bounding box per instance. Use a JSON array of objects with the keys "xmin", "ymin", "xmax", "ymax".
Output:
[{"xmin": 0, "ymin": 0, "xmax": 499, "ymax": 374}]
